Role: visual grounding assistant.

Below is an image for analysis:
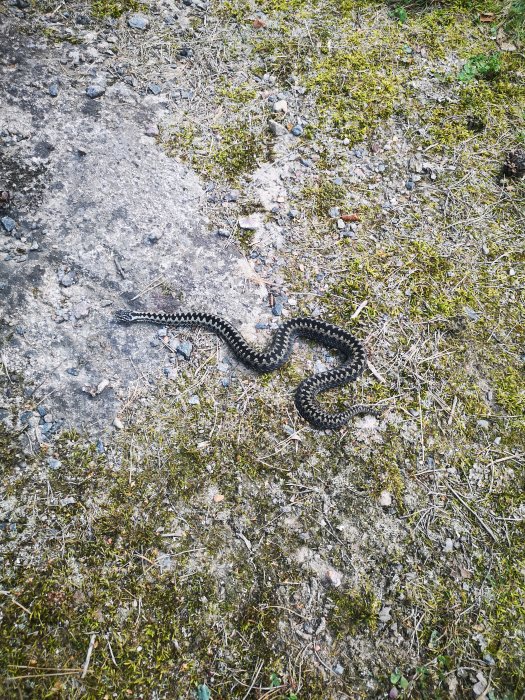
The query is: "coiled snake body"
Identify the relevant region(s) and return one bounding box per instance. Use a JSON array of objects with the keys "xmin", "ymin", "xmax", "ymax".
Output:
[{"xmin": 115, "ymin": 310, "xmax": 380, "ymax": 430}]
